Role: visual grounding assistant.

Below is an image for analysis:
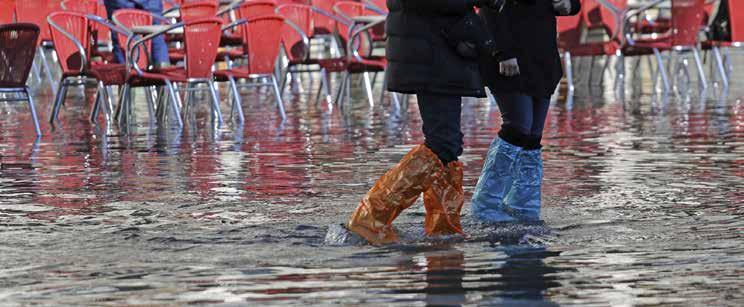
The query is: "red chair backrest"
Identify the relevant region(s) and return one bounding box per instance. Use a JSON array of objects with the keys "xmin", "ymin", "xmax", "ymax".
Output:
[
  {"xmin": 164, "ymin": 0, "xmax": 183, "ymax": 12},
  {"xmin": 276, "ymin": 4, "xmax": 313, "ymax": 61},
  {"xmin": 333, "ymin": 1, "xmax": 362, "ymax": 42},
  {"xmin": 729, "ymin": 0, "xmax": 744, "ymax": 42},
  {"xmin": 0, "ymin": 0, "xmax": 15, "ymax": 23},
  {"xmin": 582, "ymin": 0, "xmax": 603, "ymax": 29},
  {"xmin": 598, "ymin": 0, "xmax": 628, "ymax": 41},
  {"xmin": 277, "ymin": 0, "xmax": 311, "ymax": 5},
  {"xmin": 48, "ymin": 11, "xmax": 91, "ymax": 74},
  {"xmin": 15, "ymin": 0, "xmax": 60, "ymax": 43},
  {"xmin": 0, "ymin": 23, "xmax": 39, "ymax": 87},
  {"xmin": 557, "ymin": 14, "xmax": 583, "ymax": 49},
  {"xmin": 181, "ymin": 2, "xmax": 218, "ymax": 22},
  {"xmin": 183, "ymin": 17, "xmax": 222, "ymax": 78},
  {"xmin": 237, "ymin": 0, "xmax": 277, "ymax": 18},
  {"xmin": 333, "ymin": 1, "xmax": 376, "ymax": 58},
  {"xmin": 61, "ymin": 0, "xmax": 99, "ymax": 15},
  {"xmin": 670, "ymin": 0, "xmax": 705, "ymax": 46},
  {"xmin": 242, "ymin": 15, "xmax": 284, "ymax": 75},
  {"xmin": 113, "ymin": 9, "xmax": 153, "ymax": 68},
  {"xmin": 312, "ymin": 0, "xmax": 338, "ymax": 33}
]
